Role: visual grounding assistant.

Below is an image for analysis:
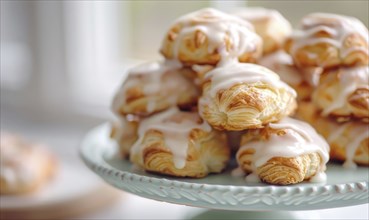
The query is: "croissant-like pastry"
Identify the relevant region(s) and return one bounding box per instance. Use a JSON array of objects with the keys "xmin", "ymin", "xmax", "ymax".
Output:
[
  {"xmin": 296, "ymin": 101, "xmax": 369, "ymax": 168},
  {"xmin": 112, "ymin": 60, "xmax": 200, "ymax": 117},
  {"xmin": 285, "ymin": 13, "xmax": 369, "ymax": 69},
  {"xmin": 0, "ymin": 133, "xmax": 56, "ymax": 194},
  {"xmin": 234, "ymin": 7, "xmax": 292, "ymax": 55},
  {"xmin": 160, "ymin": 8, "xmax": 262, "ymax": 66},
  {"xmin": 258, "ymin": 50, "xmax": 314, "ymax": 101},
  {"xmin": 199, "ymin": 62, "xmax": 297, "ymax": 130},
  {"xmin": 312, "ymin": 66, "xmax": 369, "ymax": 121},
  {"xmin": 129, "ymin": 108, "xmax": 230, "ymax": 178},
  {"xmin": 110, "ymin": 115, "xmax": 139, "ymax": 158},
  {"xmin": 236, "ymin": 117, "xmax": 329, "ymax": 185}
]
